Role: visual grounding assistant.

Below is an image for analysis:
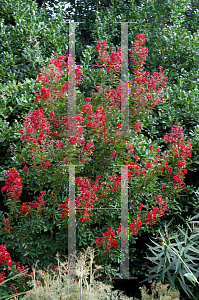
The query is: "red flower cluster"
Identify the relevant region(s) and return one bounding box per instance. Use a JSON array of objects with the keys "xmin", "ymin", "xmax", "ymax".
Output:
[
  {"xmin": 143, "ymin": 195, "xmax": 167, "ymax": 226},
  {"xmin": 100, "ymin": 172, "xmax": 121, "ymax": 194},
  {"xmin": 35, "ymin": 87, "xmax": 51, "ymax": 103},
  {"xmin": 19, "ymin": 191, "xmax": 46, "ymax": 216},
  {"xmin": 20, "ymin": 109, "xmax": 51, "ymax": 146},
  {"xmin": 15, "ymin": 264, "xmax": 29, "ymax": 275},
  {"xmin": 4, "ymin": 218, "xmax": 13, "ymax": 232},
  {"xmin": 50, "ymin": 54, "xmax": 68, "ymax": 71},
  {"xmin": 95, "ymin": 227, "xmax": 118, "ymax": 251},
  {"xmin": 163, "ymin": 124, "xmax": 184, "ymax": 145},
  {"xmin": 76, "ymin": 177, "xmax": 98, "ymax": 221},
  {"xmin": 0, "ymin": 244, "xmax": 12, "ymax": 268},
  {"xmin": 128, "ymin": 195, "xmax": 167, "ymax": 235},
  {"xmin": 117, "ymin": 225, "xmax": 128, "ymax": 239},
  {"xmin": 60, "ymin": 198, "xmax": 69, "ymax": 219},
  {"xmin": 95, "ymin": 41, "xmax": 123, "ymax": 72},
  {"xmin": 99, "ymin": 34, "xmax": 167, "ymax": 133},
  {"xmin": 36, "ymin": 54, "xmax": 83, "ymax": 106},
  {"xmin": 110, "ymin": 151, "xmax": 116, "ymax": 158},
  {"xmin": 129, "ymin": 33, "xmax": 148, "ymax": 69},
  {"xmin": 41, "ymin": 160, "xmax": 51, "ymax": 168},
  {"xmin": 52, "ymin": 265, "xmax": 58, "ymax": 271},
  {"xmin": 2, "ymin": 35, "xmax": 192, "ymax": 262},
  {"xmin": 74, "ymin": 65, "xmax": 83, "ymax": 86},
  {"xmin": 86, "ymin": 106, "xmax": 108, "ymax": 136},
  {"xmin": 60, "ymin": 176, "xmax": 100, "ymax": 222},
  {"xmin": 163, "ymin": 125, "xmax": 192, "ymax": 189},
  {"xmin": 133, "ymin": 122, "xmax": 142, "ymax": 133},
  {"xmin": 23, "ymin": 165, "xmax": 28, "ymax": 172},
  {"xmin": 0, "ymin": 271, "xmax": 6, "ymax": 283},
  {"xmin": 37, "ymin": 54, "xmax": 73, "ymax": 82},
  {"xmin": 130, "ymin": 215, "xmax": 142, "ymax": 235},
  {"xmin": 37, "ymin": 55, "xmax": 68, "ymax": 83},
  {"xmin": 132, "ymin": 68, "xmax": 167, "ymax": 110},
  {"xmin": 1, "ymin": 167, "xmax": 23, "ymax": 199},
  {"xmin": 9, "ymin": 284, "xmax": 18, "ymax": 299},
  {"xmin": 107, "ymin": 81, "xmax": 132, "ymax": 108}
]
